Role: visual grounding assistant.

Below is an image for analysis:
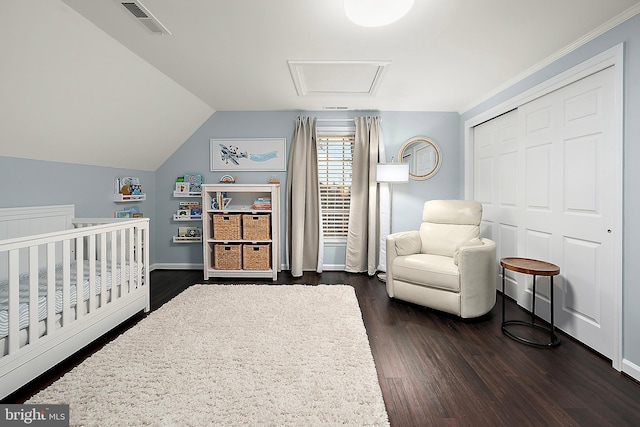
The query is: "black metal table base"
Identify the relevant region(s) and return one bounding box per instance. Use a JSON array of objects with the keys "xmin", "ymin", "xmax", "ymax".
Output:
[
  {"xmin": 501, "ymin": 265, "xmax": 560, "ymax": 348},
  {"xmin": 502, "ymin": 320, "xmax": 560, "ymax": 348}
]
